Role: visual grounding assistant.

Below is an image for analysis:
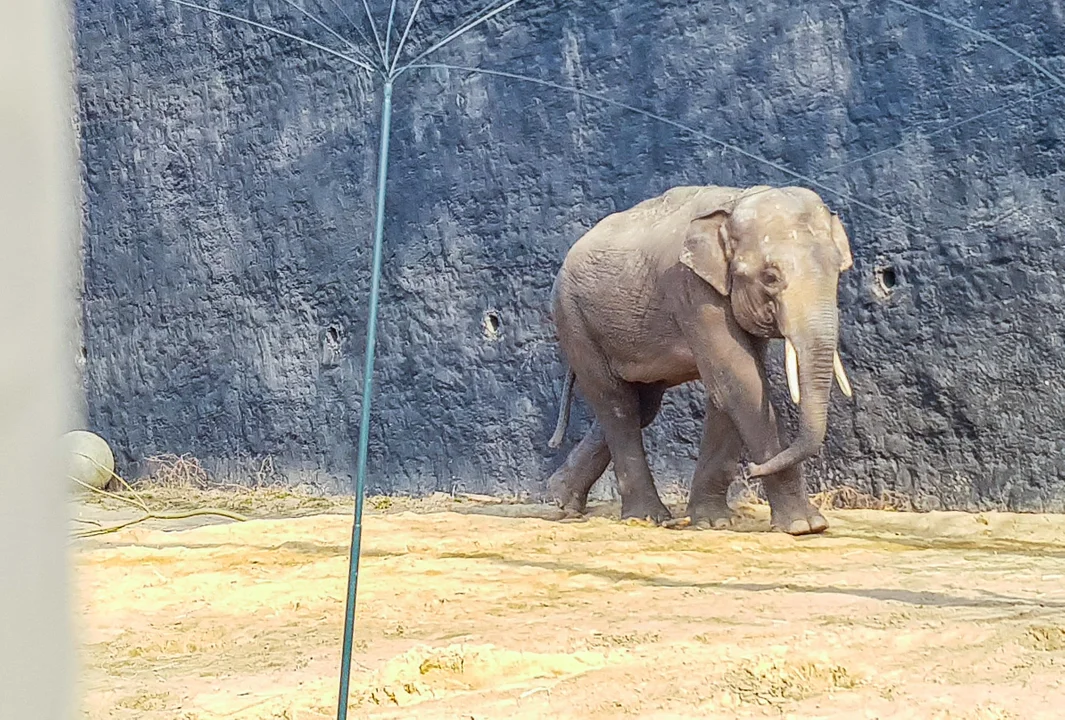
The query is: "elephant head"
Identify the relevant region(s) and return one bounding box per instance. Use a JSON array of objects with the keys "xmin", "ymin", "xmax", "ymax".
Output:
[{"xmin": 679, "ymin": 185, "xmax": 854, "ymax": 478}]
